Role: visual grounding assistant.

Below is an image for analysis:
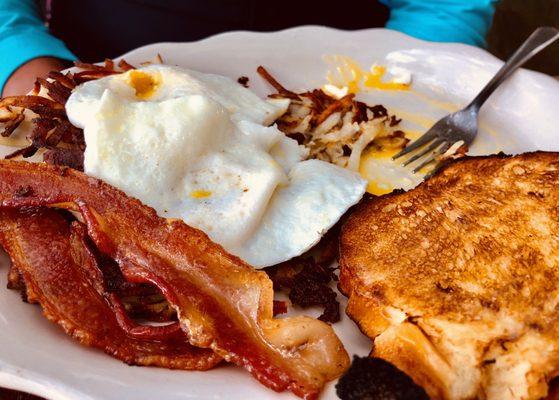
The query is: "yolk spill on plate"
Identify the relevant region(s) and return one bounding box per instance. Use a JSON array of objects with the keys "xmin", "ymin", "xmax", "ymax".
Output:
[
  {"xmin": 359, "ymin": 147, "xmax": 398, "ymax": 195},
  {"xmin": 190, "ymin": 190, "xmax": 212, "ymax": 199},
  {"xmin": 127, "ymin": 70, "xmax": 161, "ymax": 99},
  {"xmin": 359, "ymin": 130, "xmax": 424, "ymax": 196},
  {"xmin": 325, "ymin": 55, "xmax": 410, "ymax": 93}
]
